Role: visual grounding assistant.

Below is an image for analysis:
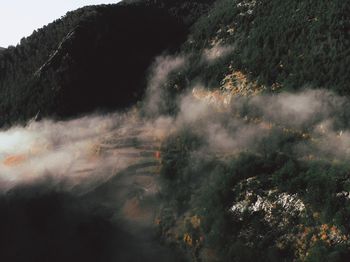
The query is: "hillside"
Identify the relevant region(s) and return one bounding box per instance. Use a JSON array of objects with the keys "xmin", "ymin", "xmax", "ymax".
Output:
[
  {"xmin": 0, "ymin": 1, "xmax": 215, "ymax": 126},
  {"xmin": 1, "ymin": 0, "xmax": 350, "ymax": 262},
  {"xmin": 0, "ymin": 3, "xmax": 184, "ymax": 126},
  {"xmin": 153, "ymin": 1, "xmax": 350, "ymax": 261}
]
